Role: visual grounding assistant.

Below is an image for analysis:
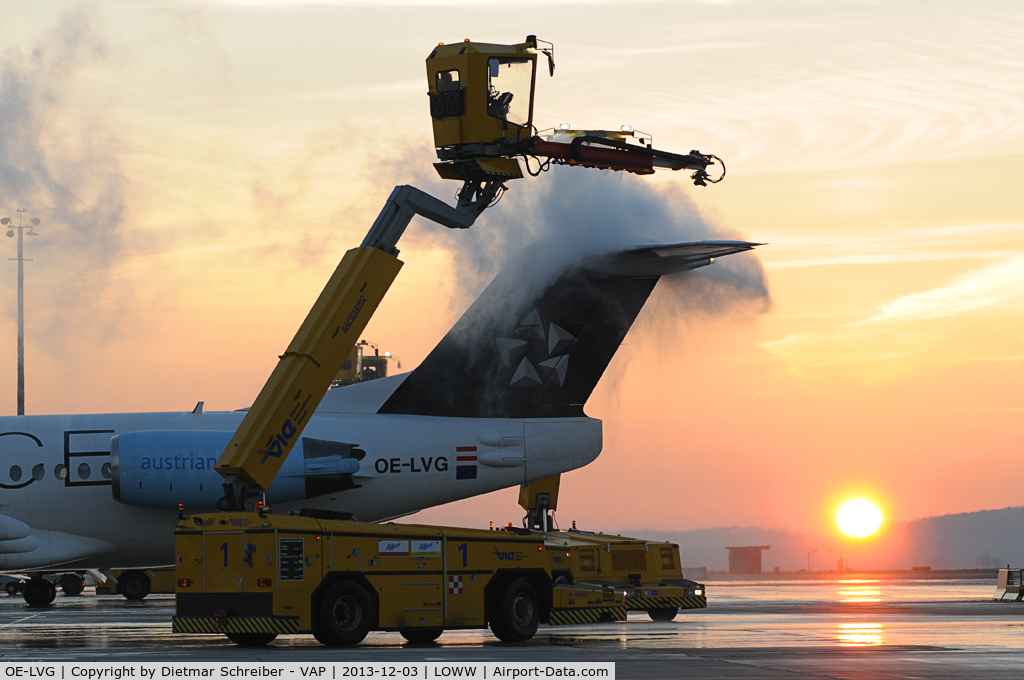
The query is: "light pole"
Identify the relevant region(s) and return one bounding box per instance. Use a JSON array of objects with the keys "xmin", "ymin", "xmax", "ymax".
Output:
[
  {"xmin": 1, "ymin": 210, "xmax": 40, "ymax": 416},
  {"xmin": 807, "ymin": 549, "xmax": 818, "ymax": 572}
]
